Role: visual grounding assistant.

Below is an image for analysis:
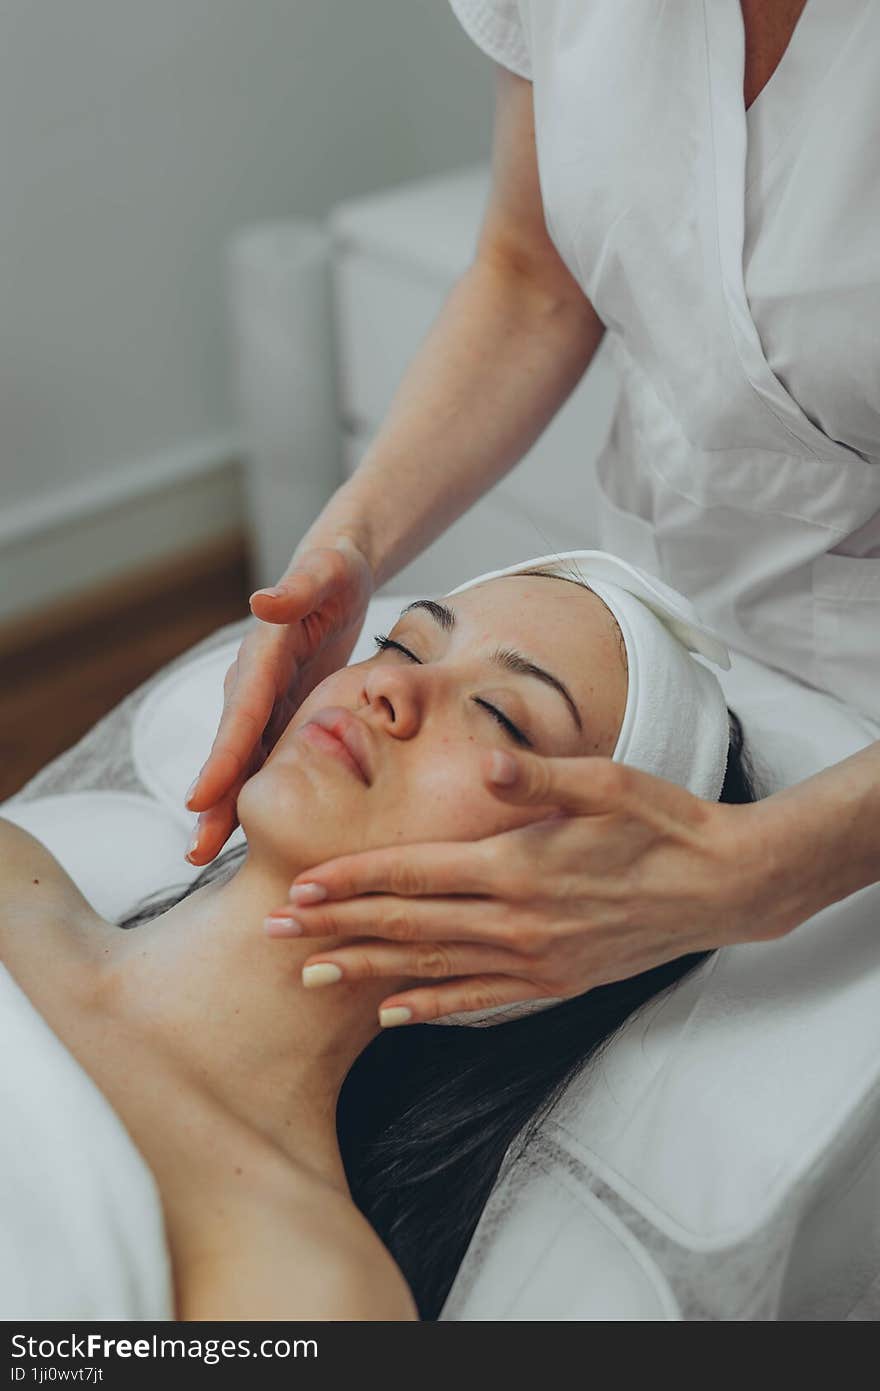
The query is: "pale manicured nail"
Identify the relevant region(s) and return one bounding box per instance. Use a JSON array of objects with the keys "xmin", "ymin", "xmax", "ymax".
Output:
[
  {"xmin": 288, "ymin": 882, "xmax": 327, "ymax": 904},
  {"xmin": 302, "ymin": 963, "xmax": 343, "ymax": 988},
  {"xmin": 252, "ymin": 586, "xmax": 283, "ymax": 599},
  {"xmin": 185, "ymin": 830, "xmax": 199, "ymax": 860},
  {"xmin": 379, "ymin": 1006, "xmax": 412, "ymax": 1028},
  {"xmin": 489, "ymin": 750, "xmax": 517, "ymax": 784},
  {"xmin": 263, "ymin": 916, "xmax": 303, "ymax": 937},
  {"xmin": 184, "ymin": 777, "xmax": 199, "ymax": 806}
]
